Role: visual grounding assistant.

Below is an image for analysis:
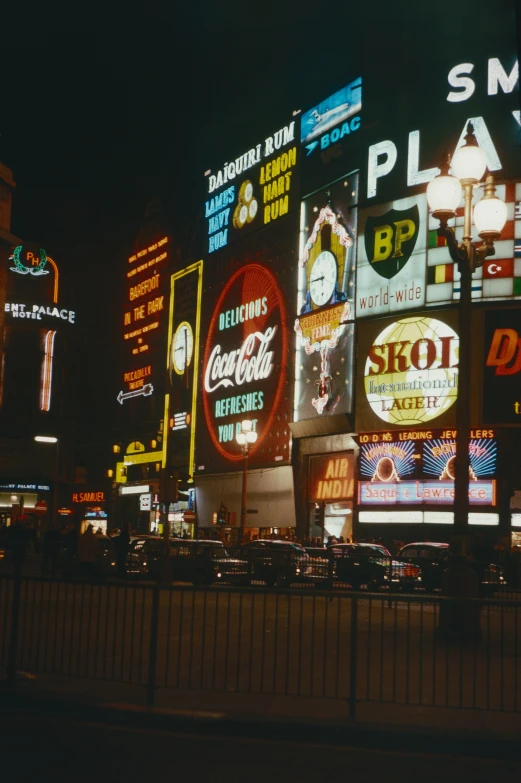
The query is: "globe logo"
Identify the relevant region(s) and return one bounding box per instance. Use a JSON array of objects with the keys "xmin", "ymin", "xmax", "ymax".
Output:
[{"xmin": 364, "ymin": 316, "xmax": 459, "ymax": 426}]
